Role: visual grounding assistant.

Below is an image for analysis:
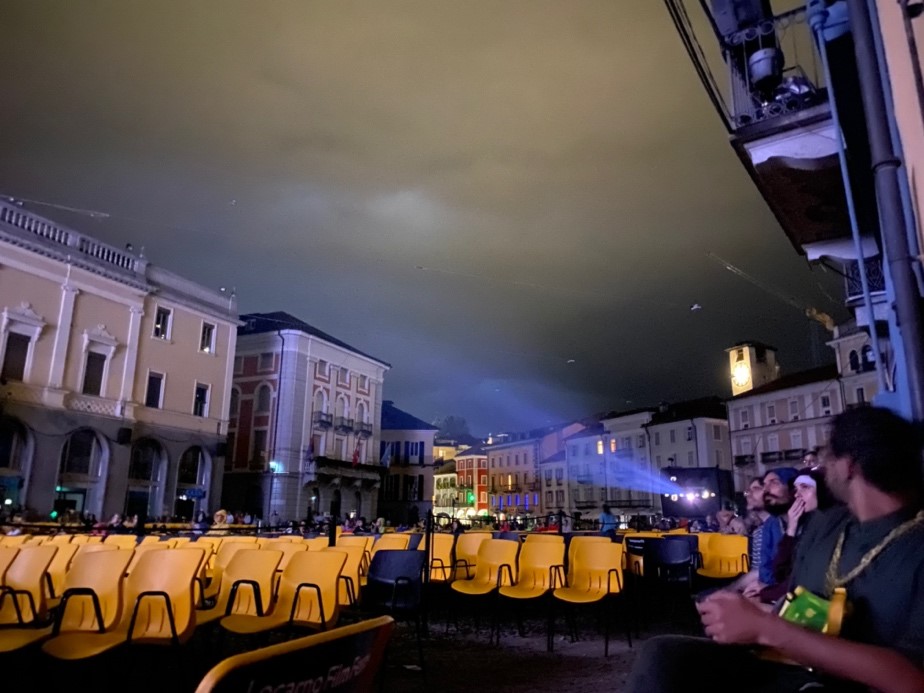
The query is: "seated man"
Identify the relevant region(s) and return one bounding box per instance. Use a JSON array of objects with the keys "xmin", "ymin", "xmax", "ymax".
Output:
[
  {"xmin": 625, "ymin": 407, "xmax": 924, "ymax": 693},
  {"xmin": 742, "ymin": 466, "xmax": 798, "ymax": 598}
]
